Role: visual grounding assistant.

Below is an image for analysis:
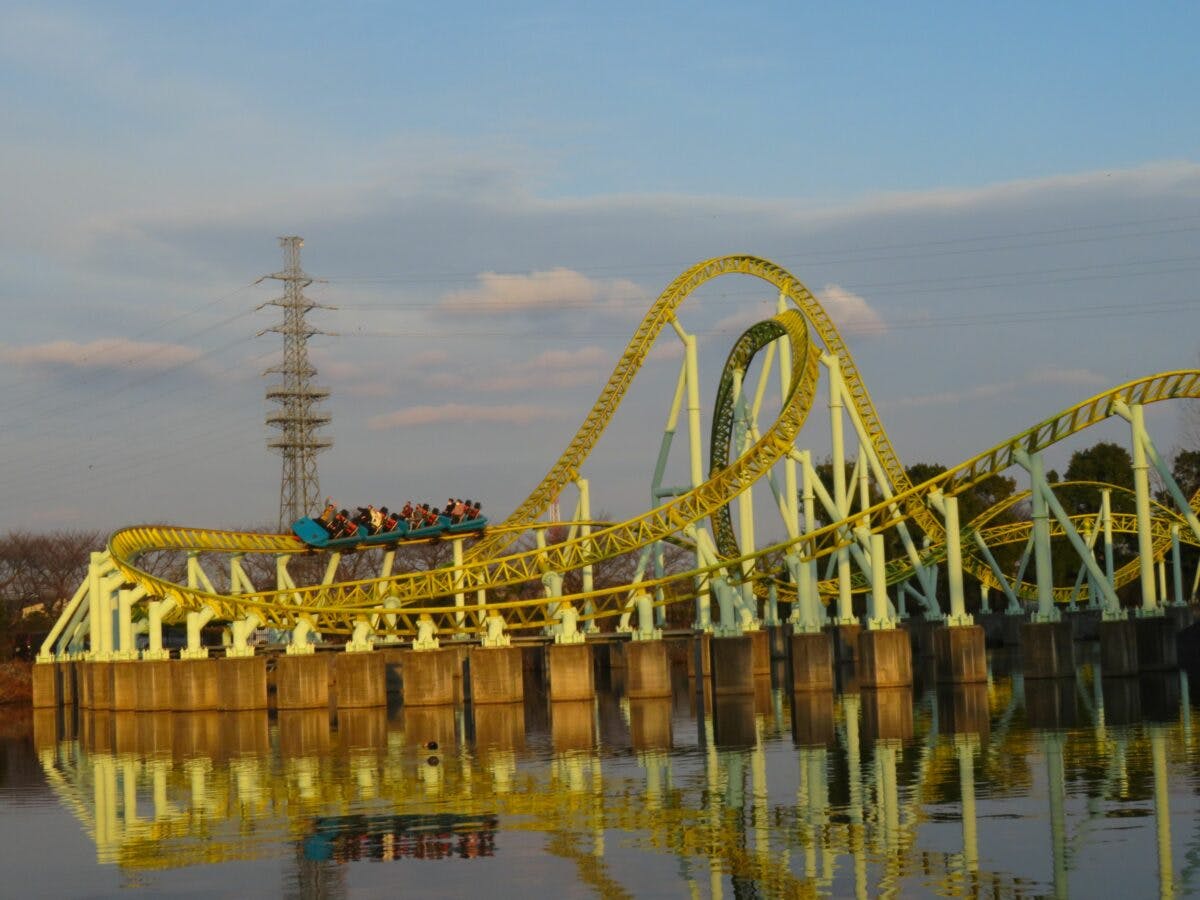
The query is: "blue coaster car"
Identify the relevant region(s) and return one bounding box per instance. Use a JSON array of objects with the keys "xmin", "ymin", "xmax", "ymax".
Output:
[{"xmin": 292, "ymin": 514, "xmax": 486, "ymax": 549}]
